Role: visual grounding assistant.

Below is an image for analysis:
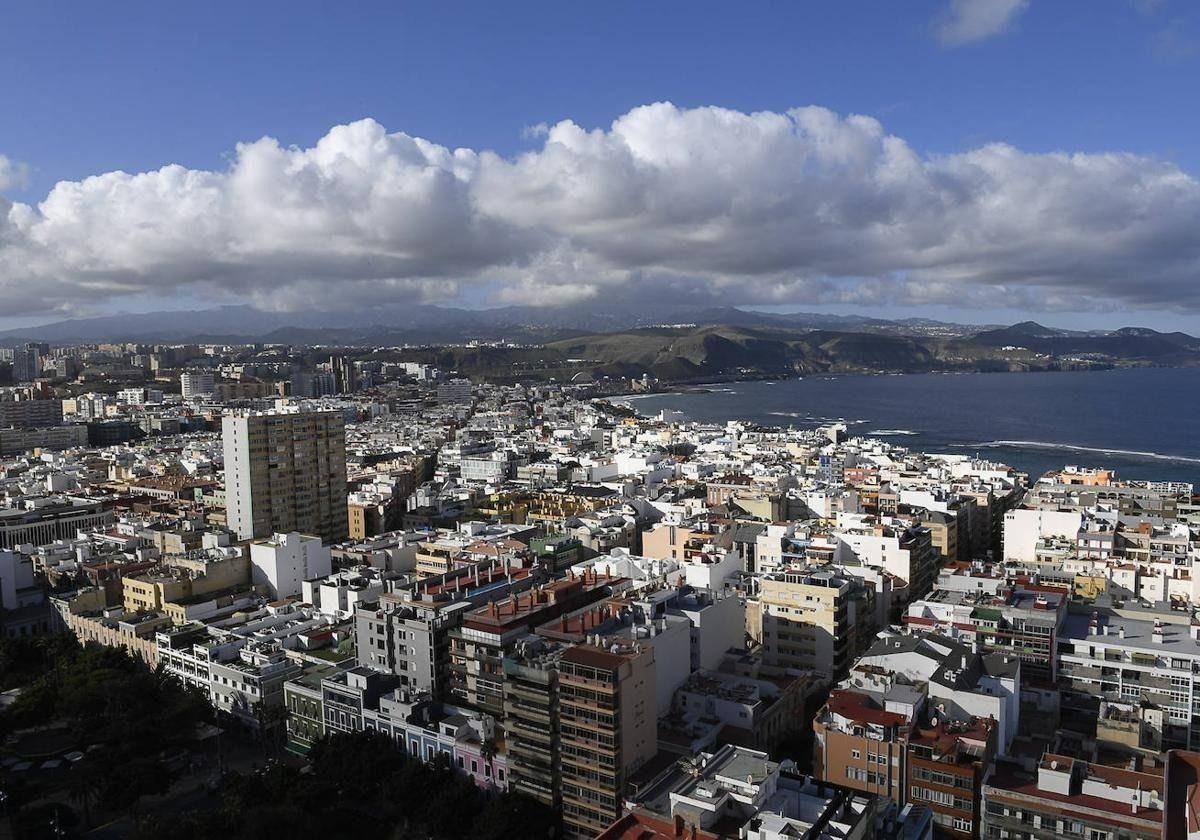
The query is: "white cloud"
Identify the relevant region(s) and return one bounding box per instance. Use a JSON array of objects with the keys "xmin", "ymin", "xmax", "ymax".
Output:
[
  {"xmin": 2, "ymin": 103, "xmax": 1200, "ymax": 320},
  {"xmin": 935, "ymin": 0, "xmax": 1030, "ymax": 46},
  {"xmin": 0, "ymin": 155, "xmax": 30, "ymax": 192}
]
